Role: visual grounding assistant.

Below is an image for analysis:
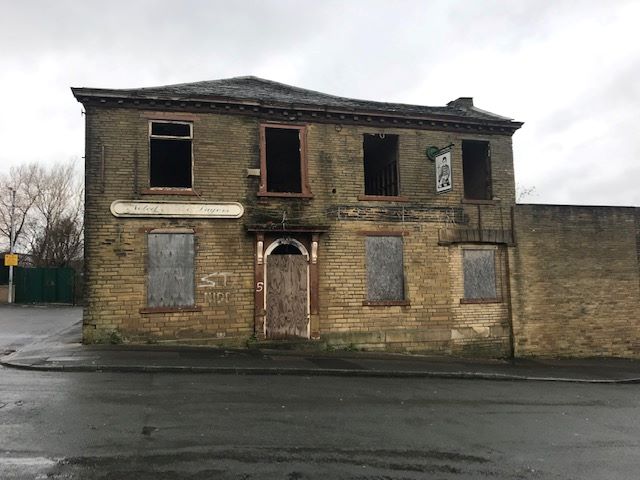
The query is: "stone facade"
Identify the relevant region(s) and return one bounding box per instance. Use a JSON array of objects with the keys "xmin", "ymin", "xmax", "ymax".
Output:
[{"xmin": 73, "ymin": 76, "xmax": 639, "ymax": 358}]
